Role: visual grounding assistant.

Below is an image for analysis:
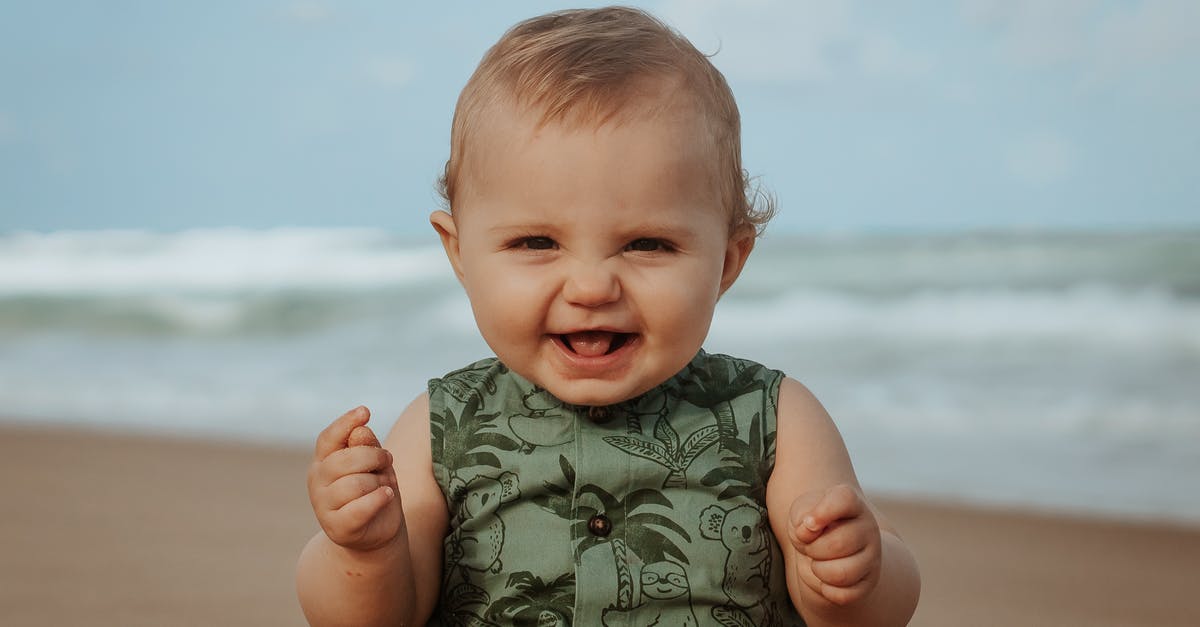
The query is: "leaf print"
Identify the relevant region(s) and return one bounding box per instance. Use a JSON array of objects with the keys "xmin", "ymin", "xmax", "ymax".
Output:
[
  {"xmin": 674, "ymin": 356, "xmax": 765, "ymax": 451},
  {"xmin": 711, "ymin": 605, "xmax": 756, "ymax": 627},
  {"xmin": 603, "ymin": 436, "xmax": 671, "ymax": 466},
  {"xmin": 451, "ymin": 582, "xmax": 490, "ymax": 608},
  {"xmin": 653, "ymin": 414, "xmax": 679, "ymax": 456},
  {"xmin": 532, "ymin": 455, "xmax": 576, "ymax": 518},
  {"xmin": 603, "ymin": 418, "xmax": 720, "ymax": 489},
  {"xmin": 701, "ymin": 412, "xmax": 775, "ymax": 504},
  {"xmin": 680, "ymin": 428, "xmax": 721, "ymax": 467},
  {"xmin": 489, "ymin": 571, "xmax": 574, "ymax": 625},
  {"xmin": 438, "ymin": 582, "xmax": 498, "ymax": 627},
  {"xmin": 558, "ymin": 453, "xmax": 576, "ymax": 485},
  {"xmin": 433, "ymin": 391, "xmax": 521, "ymax": 478}
]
